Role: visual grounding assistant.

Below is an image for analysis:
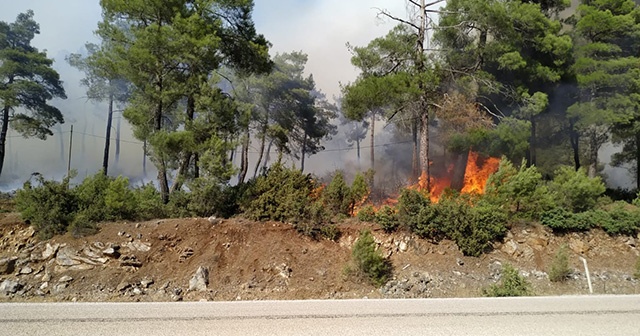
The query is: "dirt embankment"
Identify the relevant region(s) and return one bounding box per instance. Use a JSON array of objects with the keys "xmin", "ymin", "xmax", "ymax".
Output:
[{"xmin": 0, "ymin": 212, "xmax": 638, "ymax": 302}]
